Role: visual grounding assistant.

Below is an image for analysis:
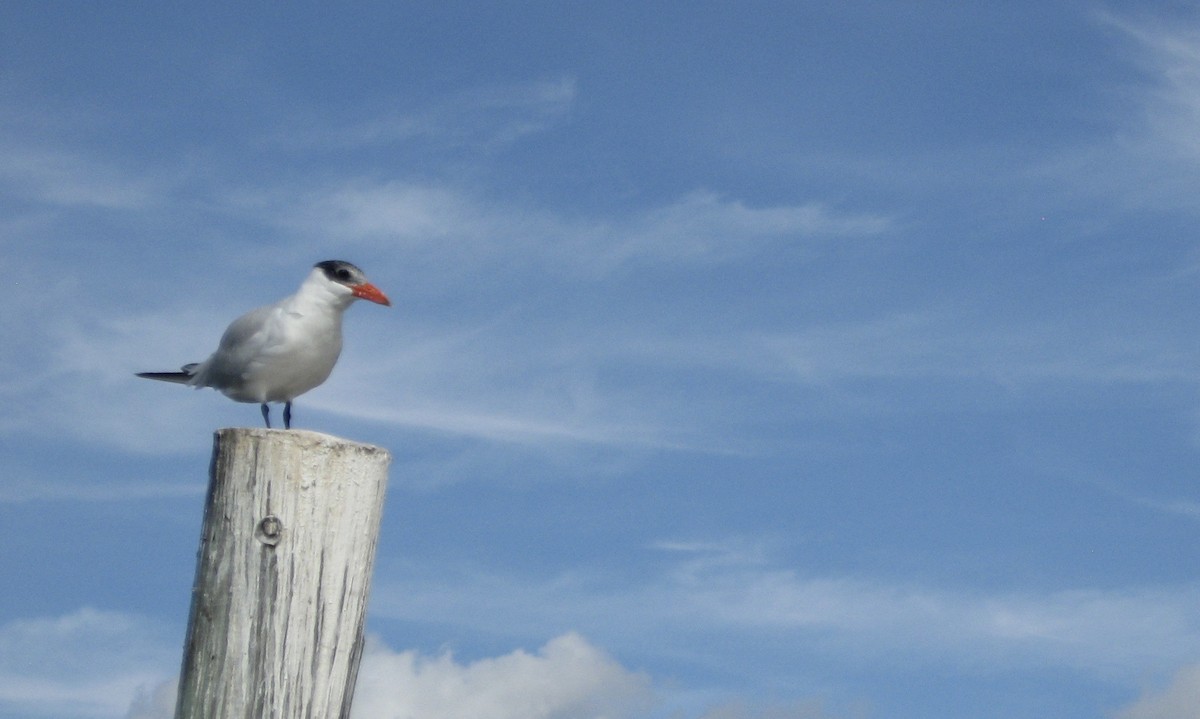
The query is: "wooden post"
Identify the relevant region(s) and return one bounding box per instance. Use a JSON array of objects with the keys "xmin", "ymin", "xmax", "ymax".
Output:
[{"xmin": 174, "ymin": 428, "xmax": 391, "ymax": 719}]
